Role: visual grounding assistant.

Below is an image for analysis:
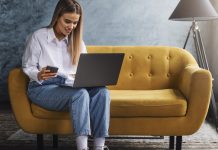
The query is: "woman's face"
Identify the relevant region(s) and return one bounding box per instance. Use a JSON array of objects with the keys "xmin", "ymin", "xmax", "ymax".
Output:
[{"xmin": 55, "ymin": 12, "xmax": 80, "ymax": 38}]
